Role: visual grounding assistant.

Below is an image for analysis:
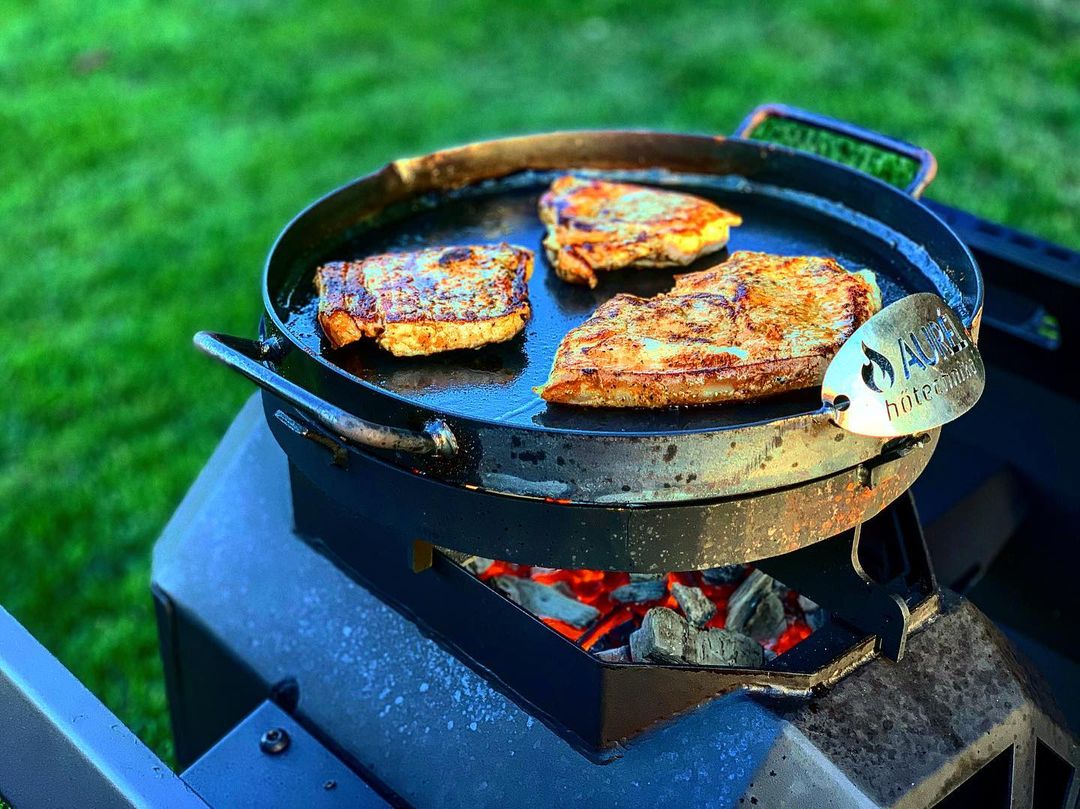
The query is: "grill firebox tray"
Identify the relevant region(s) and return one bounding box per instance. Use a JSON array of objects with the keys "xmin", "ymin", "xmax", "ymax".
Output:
[
  {"xmin": 153, "ymin": 397, "xmax": 1080, "ymax": 805},
  {"xmin": 288, "ymin": 452, "xmax": 939, "ymax": 753}
]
